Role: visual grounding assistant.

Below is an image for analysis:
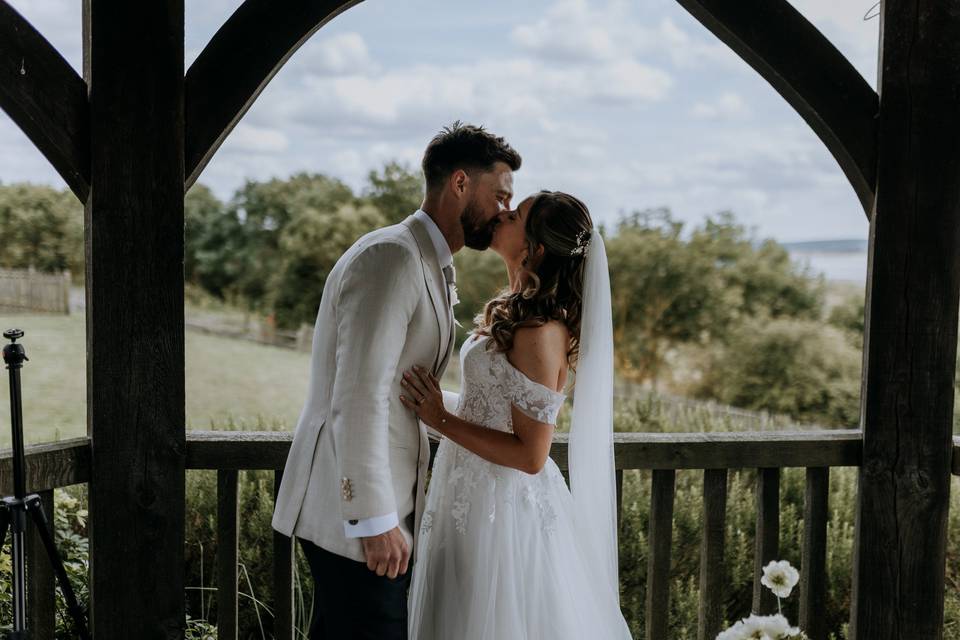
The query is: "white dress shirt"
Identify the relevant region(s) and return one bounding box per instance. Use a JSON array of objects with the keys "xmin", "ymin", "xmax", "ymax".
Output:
[{"xmin": 343, "ymin": 210, "xmax": 454, "ymax": 539}]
